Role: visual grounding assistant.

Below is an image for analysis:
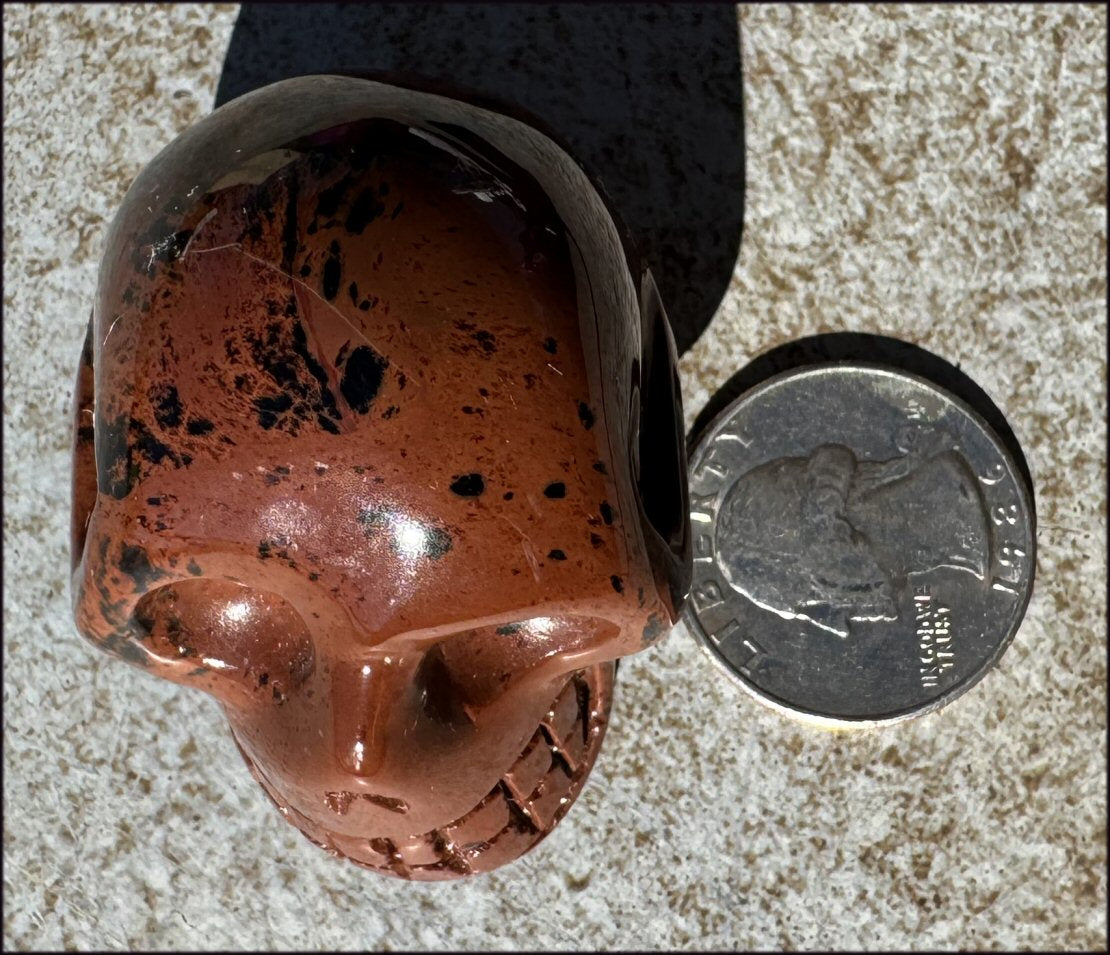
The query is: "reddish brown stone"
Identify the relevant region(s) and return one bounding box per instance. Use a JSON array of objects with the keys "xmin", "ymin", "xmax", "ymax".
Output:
[{"xmin": 71, "ymin": 75, "xmax": 690, "ymax": 878}]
